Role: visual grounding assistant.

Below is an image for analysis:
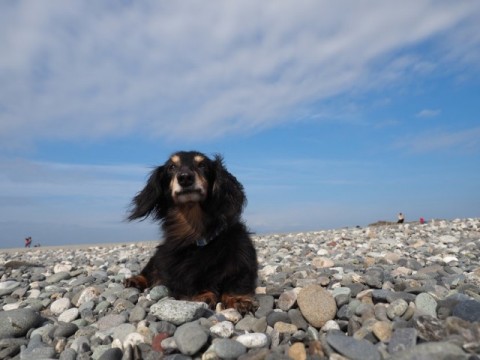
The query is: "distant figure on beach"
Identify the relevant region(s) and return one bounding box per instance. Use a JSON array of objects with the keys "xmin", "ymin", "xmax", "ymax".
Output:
[
  {"xmin": 24, "ymin": 237, "xmax": 32, "ymax": 248},
  {"xmin": 420, "ymin": 217, "xmax": 425, "ymax": 224},
  {"xmin": 397, "ymin": 213, "xmax": 405, "ymax": 224}
]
